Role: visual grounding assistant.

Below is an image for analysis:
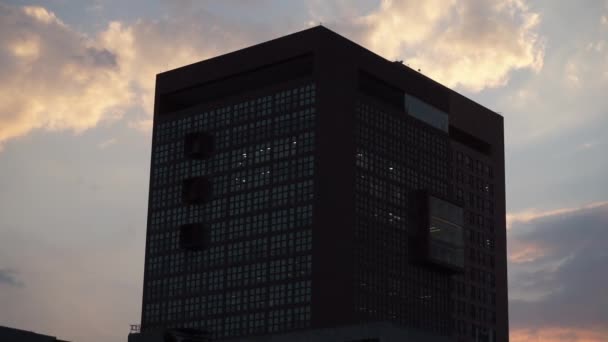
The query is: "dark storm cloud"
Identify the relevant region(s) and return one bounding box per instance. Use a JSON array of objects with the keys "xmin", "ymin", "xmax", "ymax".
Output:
[
  {"xmin": 508, "ymin": 203, "xmax": 608, "ymax": 330},
  {"xmin": 0, "ymin": 268, "xmax": 24, "ymax": 288}
]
